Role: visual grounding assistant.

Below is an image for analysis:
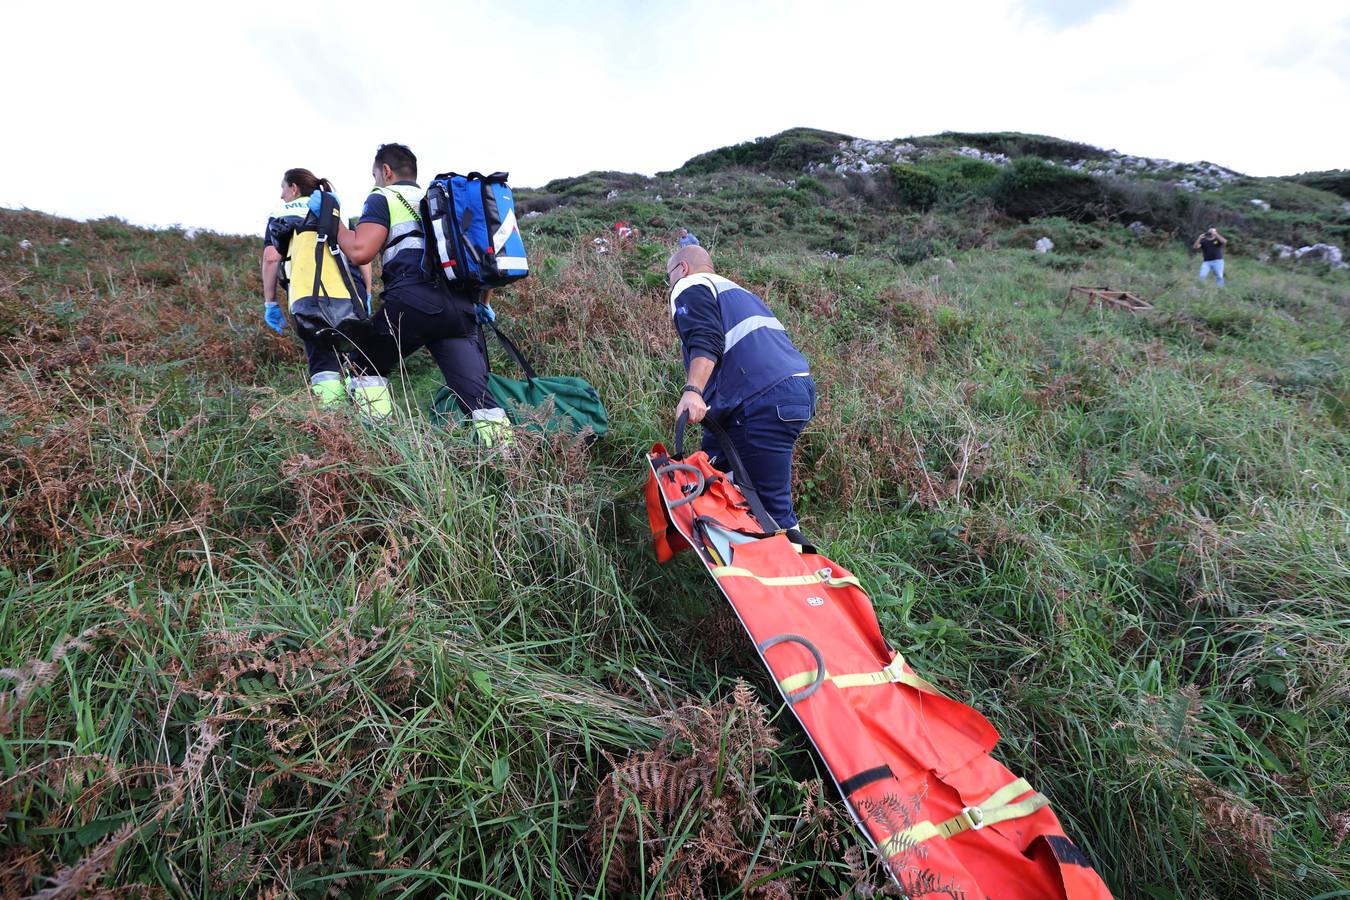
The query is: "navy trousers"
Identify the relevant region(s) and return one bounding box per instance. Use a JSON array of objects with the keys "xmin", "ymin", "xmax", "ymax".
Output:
[{"xmin": 701, "ymin": 375, "xmax": 816, "ymax": 530}]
